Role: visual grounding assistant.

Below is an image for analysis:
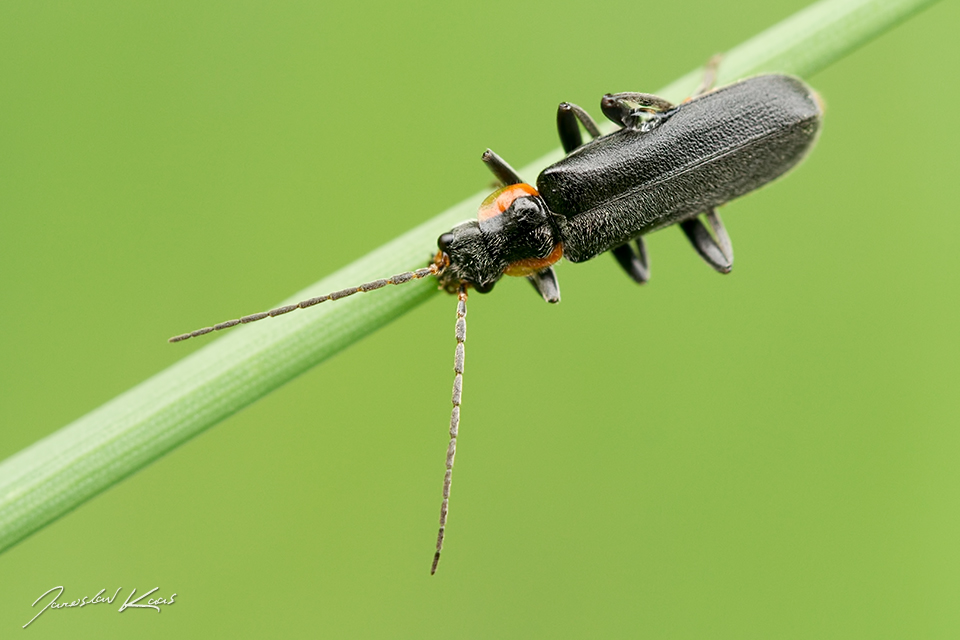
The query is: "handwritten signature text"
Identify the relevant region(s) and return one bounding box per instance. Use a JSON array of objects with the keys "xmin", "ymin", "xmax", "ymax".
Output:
[{"xmin": 23, "ymin": 585, "xmax": 177, "ymax": 628}]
